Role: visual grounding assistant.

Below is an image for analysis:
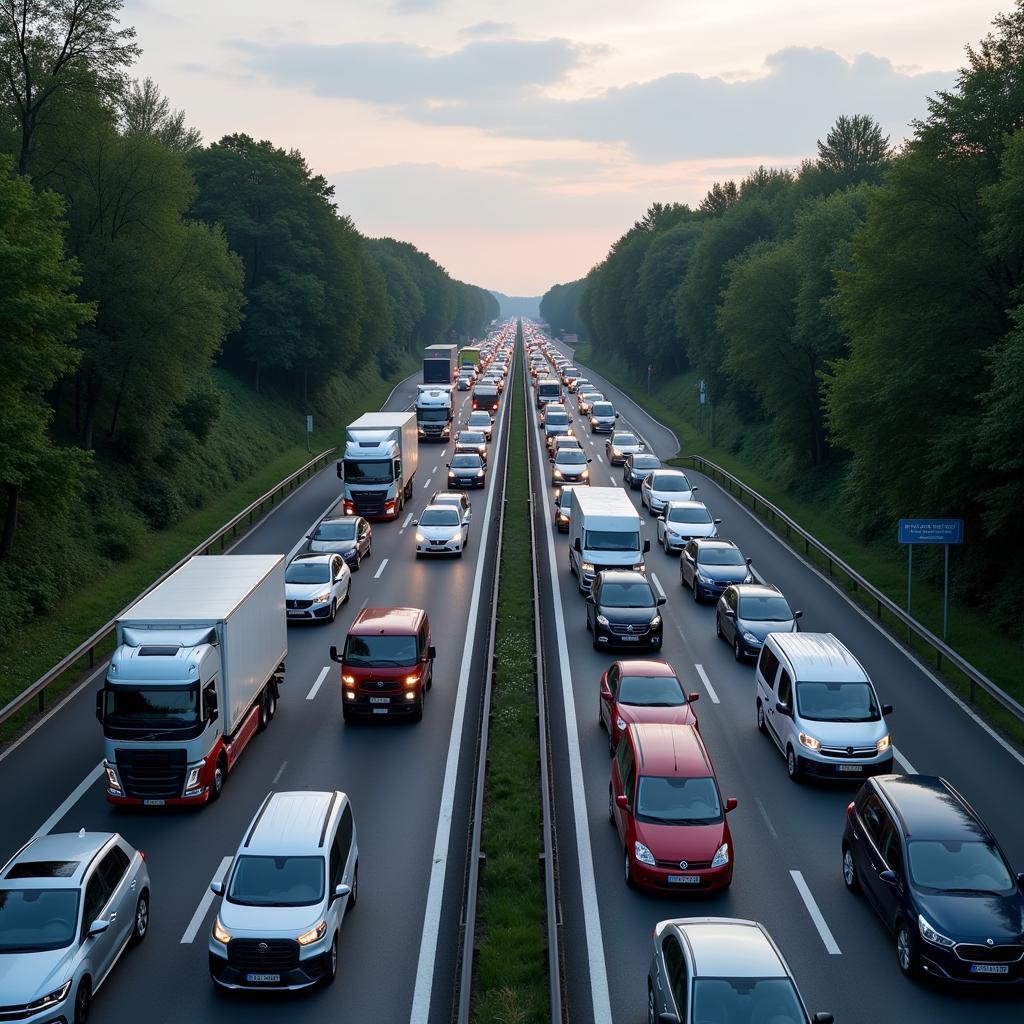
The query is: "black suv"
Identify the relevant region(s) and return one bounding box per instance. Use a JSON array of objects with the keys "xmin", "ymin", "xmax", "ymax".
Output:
[
  {"xmin": 842, "ymin": 774, "xmax": 1024, "ymax": 984},
  {"xmin": 585, "ymin": 570, "xmax": 665, "ymax": 651}
]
